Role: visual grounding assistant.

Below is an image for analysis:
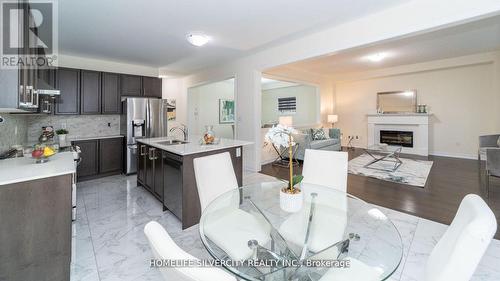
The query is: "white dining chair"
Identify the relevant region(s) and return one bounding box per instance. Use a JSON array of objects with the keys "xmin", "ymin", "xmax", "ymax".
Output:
[
  {"xmin": 302, "ymin": 149, "xmax": 349, "ymax": 192},
  {"xmin": 280, "ymin": 149, "xmax": 349, "ymax": 256},
  {"xmin": 424, "ymin": 194, "xmax": 496, "ymax": 281},
  {"xmin": 319, "ymin": 194, "xmax": 497, "ymax": 281},
  {"xmin": 144, "ymin": 221, "xmax": 236, "ymax": 281},
  {"xmin": 193, "ymin": 152, "xmax": 271, "ymax": 261}
]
